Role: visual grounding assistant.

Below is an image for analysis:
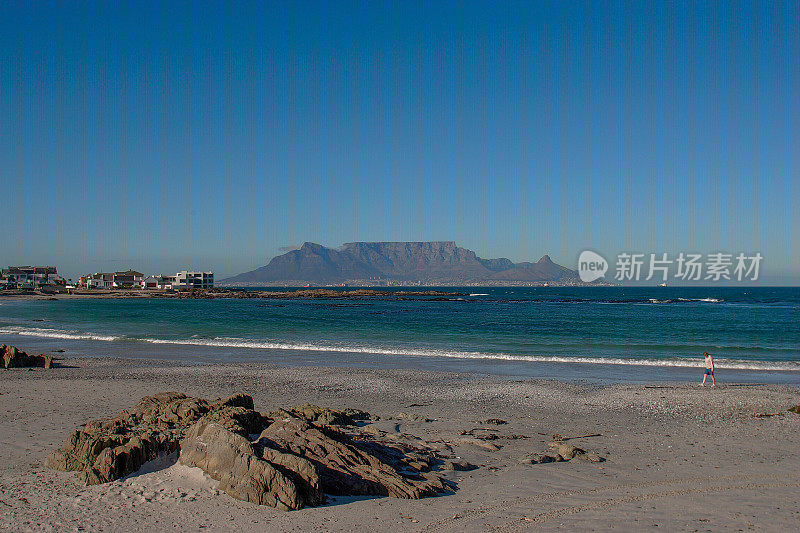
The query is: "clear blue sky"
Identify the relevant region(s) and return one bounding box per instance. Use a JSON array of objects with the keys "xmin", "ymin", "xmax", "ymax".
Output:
[{"xmin": 1, "ymin": 1, "xmax": 797, "ymax": 282}]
